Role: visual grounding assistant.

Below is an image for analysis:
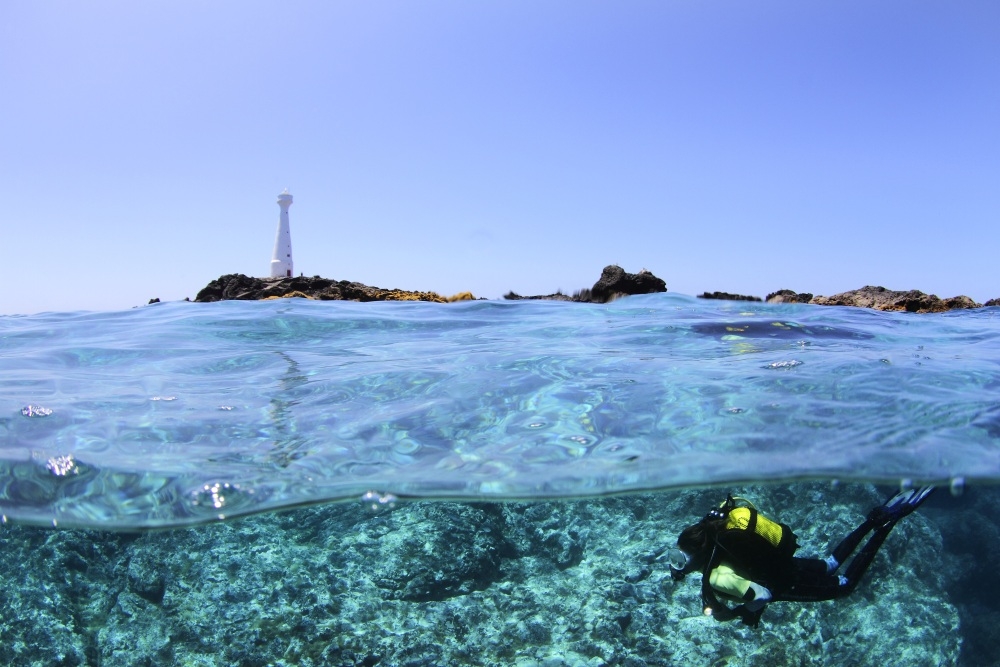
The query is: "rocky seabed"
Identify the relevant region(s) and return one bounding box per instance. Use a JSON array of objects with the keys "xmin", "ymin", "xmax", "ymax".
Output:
[{"xmin": 1, "ymin": 482, "xmax": 978, "ymax": 667}]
